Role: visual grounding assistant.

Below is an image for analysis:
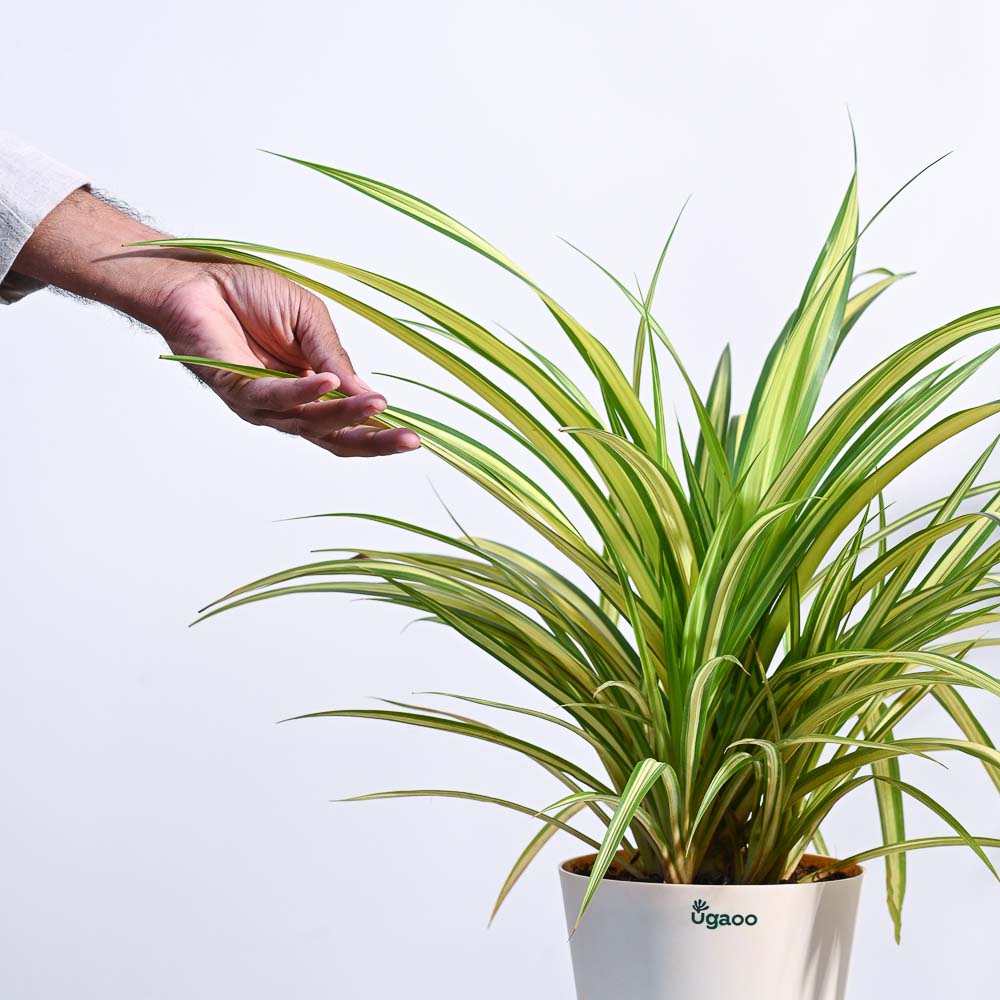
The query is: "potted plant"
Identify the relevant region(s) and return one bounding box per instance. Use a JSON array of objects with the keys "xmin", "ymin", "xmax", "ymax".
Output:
[{"xmin": 151, "ymin": 149, "xmax": 1000, "ymax": 1000}]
